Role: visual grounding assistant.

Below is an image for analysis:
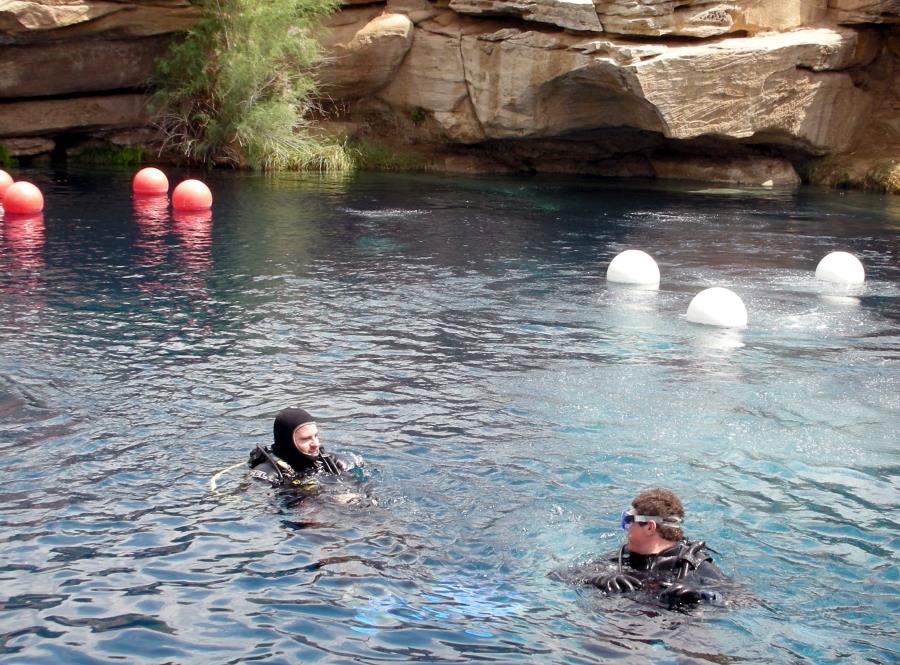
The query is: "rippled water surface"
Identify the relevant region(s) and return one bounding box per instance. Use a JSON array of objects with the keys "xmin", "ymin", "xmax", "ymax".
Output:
[{"xmin": 1, "ymin": 168, "xmax": 898, "ymax": 664}]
